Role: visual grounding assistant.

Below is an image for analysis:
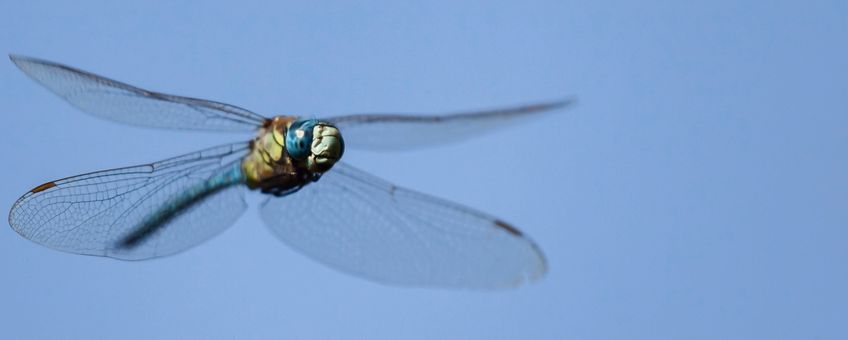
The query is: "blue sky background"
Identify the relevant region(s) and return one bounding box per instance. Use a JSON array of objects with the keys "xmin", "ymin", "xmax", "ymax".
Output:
[{"xmin": 1, "ymin": 1, "xmax": 845, "ymax": 339}]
